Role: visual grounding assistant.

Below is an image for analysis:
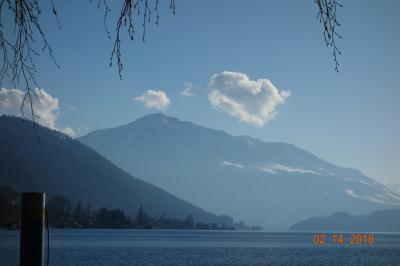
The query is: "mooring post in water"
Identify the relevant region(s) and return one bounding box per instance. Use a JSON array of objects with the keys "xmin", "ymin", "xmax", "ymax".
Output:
[{"xmin": 20, "ymin": 192, "xmax": 45, "ymax": 266}]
